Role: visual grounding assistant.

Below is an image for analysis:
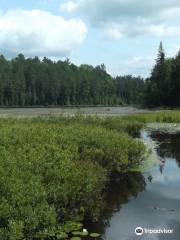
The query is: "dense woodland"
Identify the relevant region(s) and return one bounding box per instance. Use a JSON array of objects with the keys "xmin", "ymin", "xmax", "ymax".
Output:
[
  {"xmin": 0, "ymin": 55, "xmax": 144, "ymax": 106},
  {"xmin": 0, "ymin": 42, "xmax": 179, "ymax": 107},
  {"xmin": 146, "ymin": 42, "xmax": 180, "ymax": 107}
]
